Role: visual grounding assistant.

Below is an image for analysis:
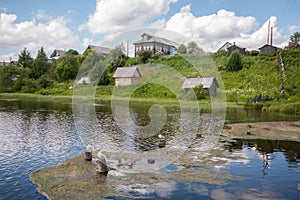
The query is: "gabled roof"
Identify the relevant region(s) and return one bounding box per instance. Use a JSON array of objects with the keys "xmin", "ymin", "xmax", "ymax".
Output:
[
  {"xmin": 227, "ymin": 44, "xmax": 245, "ymax": 50},
  {"xmin": 113, "ymin": 67, "xmax": 141, "ymax": 78},
  {"xmin": 86, "ymin": 45, "xmax": 111, "ymax": 55},
  {"xmin": 76, "ymin": 77, "xmax": 91, "ymax": 84},
  {"xmin": 133, "ymin": 33, "xmax": 179, "ymax": 48},
  {"xmin": 218, "ymin": 42, "xmax": 232, "ymax": 51},
  {"xmin": 50, "ymin": 49, "xmax": 66, "ymax": 58},
  {"xmin": 182, "ymin": 77, "xmax": 219, "ymax": 89},
  {"xmin": 258, "ymin": 44, "xmax": 278, "ymax": 50}
]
